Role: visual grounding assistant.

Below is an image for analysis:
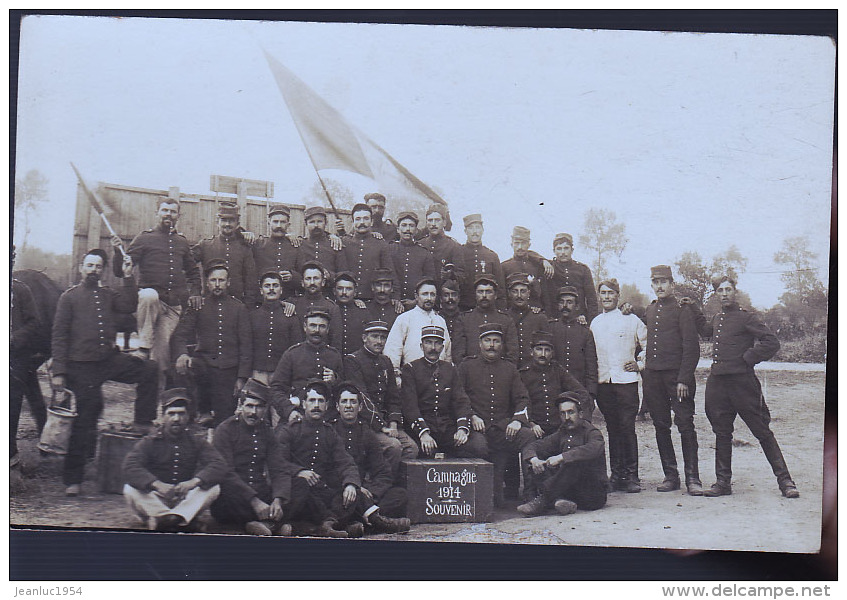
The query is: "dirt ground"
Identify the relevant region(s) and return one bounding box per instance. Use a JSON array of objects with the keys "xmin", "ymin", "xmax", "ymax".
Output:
[{"xmin": 9, "ymin": 368, "xmax": 825, "ymax": 553}]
